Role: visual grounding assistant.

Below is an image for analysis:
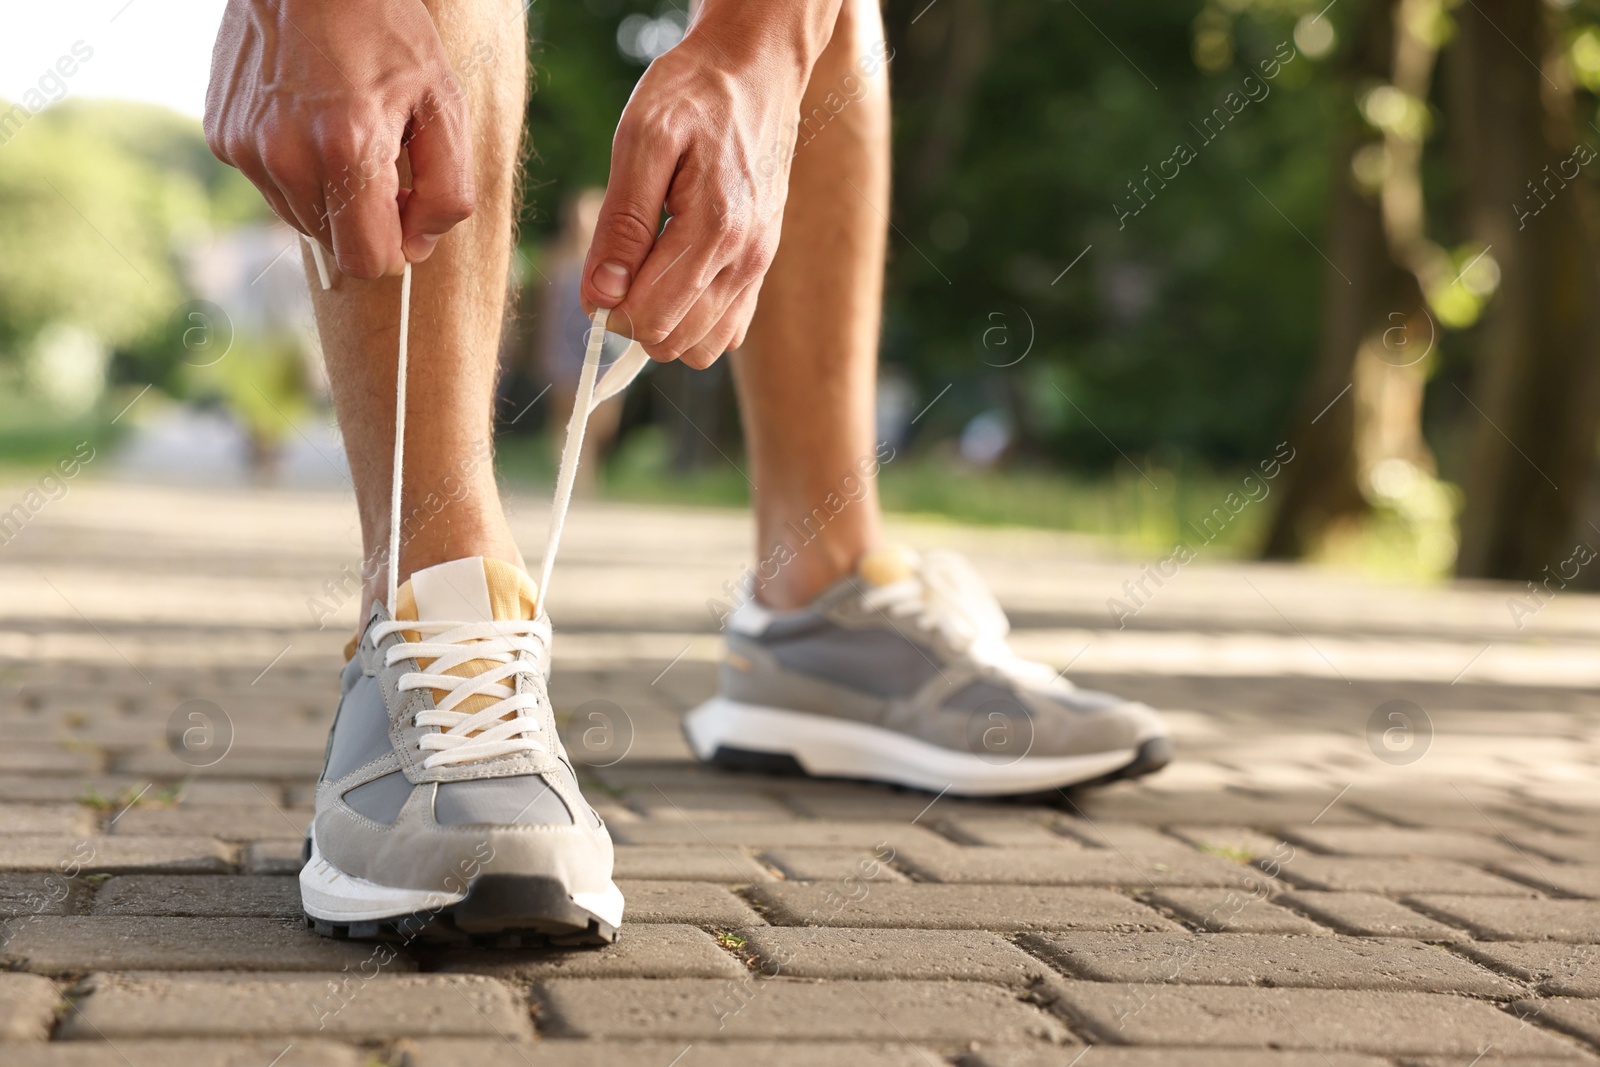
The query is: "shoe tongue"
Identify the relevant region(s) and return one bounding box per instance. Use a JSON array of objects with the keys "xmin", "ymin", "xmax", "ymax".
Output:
[
  {"xmin": 856, "ymin": 545, "xmax": 919, "ymax": 588},
  {"xmin": 395, "ymin": 557, "xmax": 537, "ymax": 624},
  {"xmin": 391, "ymin": 557, "xmax": 539, "ymax": 719}
]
